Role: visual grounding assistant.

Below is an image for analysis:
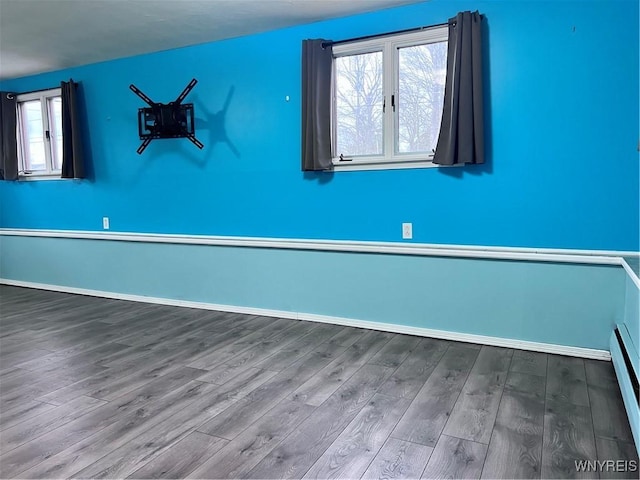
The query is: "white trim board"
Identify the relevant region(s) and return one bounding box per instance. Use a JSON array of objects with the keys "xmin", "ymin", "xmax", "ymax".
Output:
[
  {"xmin": 0, "ymin": 228, "xmax": 637, "ymax": 266},
  {"xmin": 0, "ymin": 278, "xmax": 612, "ymax": 361},
  {"xmin": 621, "ymin": 258, "xmax": 640, "ymax": 289}
]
